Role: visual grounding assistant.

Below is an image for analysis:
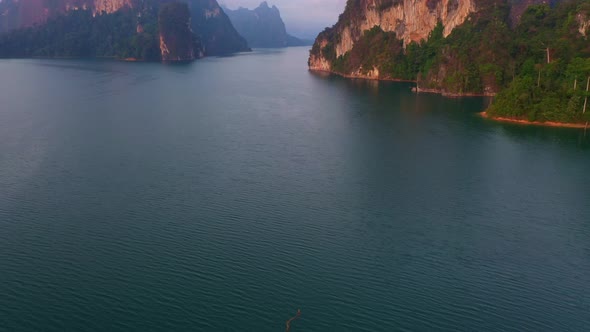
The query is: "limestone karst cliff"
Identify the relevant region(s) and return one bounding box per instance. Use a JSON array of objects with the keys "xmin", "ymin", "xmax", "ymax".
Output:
[
  {"xmin": 309, "ymin": 0, "xmax": 590, "ymax": 124},
  {"xmin": 0, "ymin": 0, "xmax": 250, "ymax": 60},
  {"xmin": 308, "ymin": 0, "xmax": 563, "ymax": 74},
  {"xmin": 158, "ymin": 2, "xmax": 200, "ymax": 61},
  {"xmin": 308, "ymin": 0, "xmax": 581, "ymax": 95},
  {"xmin": 309, "ymin": 0, "xmax": 476, "ymax": 73}
]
